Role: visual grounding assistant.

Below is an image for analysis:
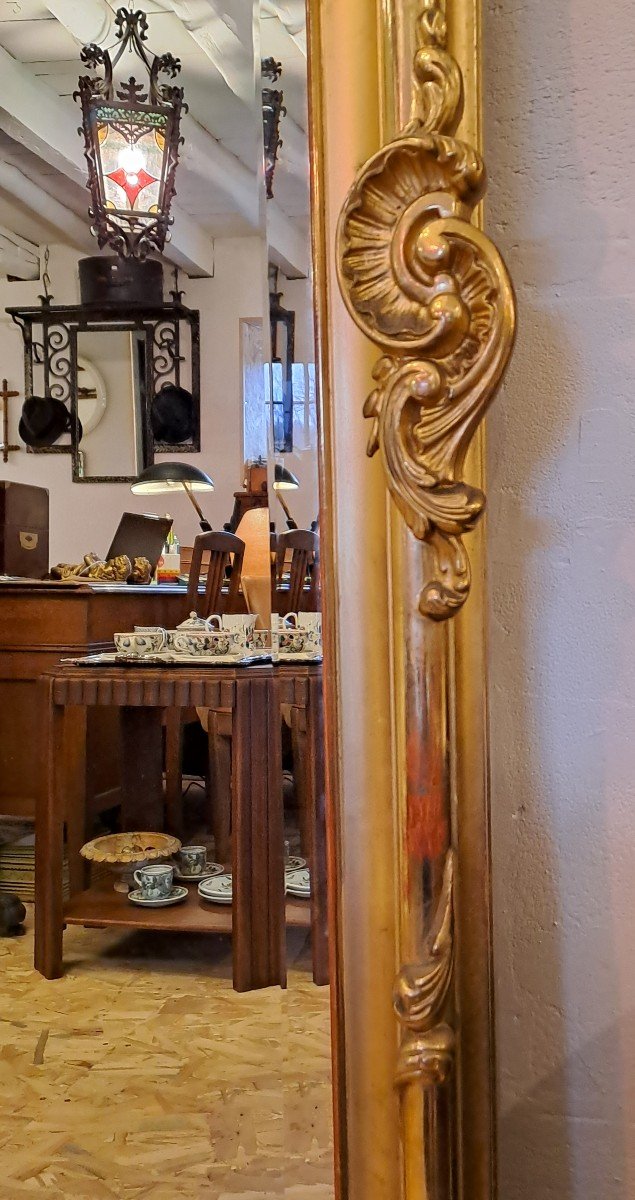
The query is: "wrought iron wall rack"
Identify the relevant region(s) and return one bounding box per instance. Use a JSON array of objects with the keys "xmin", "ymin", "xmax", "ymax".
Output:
[{"xmin": 6, "ymin": 297, "xmax": 201, "ymax": 479}]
